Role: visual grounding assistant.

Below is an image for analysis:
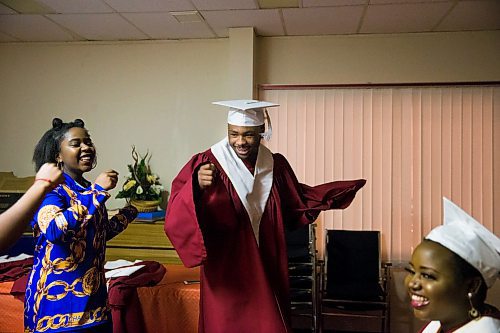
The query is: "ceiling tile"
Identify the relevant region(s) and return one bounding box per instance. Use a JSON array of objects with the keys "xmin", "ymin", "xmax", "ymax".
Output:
[
  {"xmin": 202, "ymin": 9, "xmax": 283, "ymax": 37},
  {"xmin": 104, "ymin": 0, "xmax": 194, "ymax": 13},
  {"xmin": 283, "ymin": 6, "xmax": 364, "ymax": 35},
  {"xmin": 47, "ymin": 13, "xmax": 149, "ymax": 40},
  {"xmin": 370, "ymin": 0, "xmax": 449, "ymax": 3},
  {"xmin": 123, "ymin": 12, "xmax": 215, "ymax": 39},
  {"xmin": 436, "ymin": 0, "xmax": 500, "ymax": 31},
  {"xmin": 0, "ymin": 0, "xmax": 498, "ymax": 43},
  {"xmin": 361, "ymin": 2, "xmax": 453, "ymax": 33},
  {"xmin": 0, "ymin": 14, "xmax": 76, "ymax": 41},
  {"xmin": 192, "ymin": 0, "xmax": 258, "ymax": 11},
  {"xmin": 0, "ymin": 30, "xmax": 17, "ymax": 41},
  {"xmin": 0, "ymin": 3, "xmax": 16, "ymax": 14},
  {"xmin": 37, "ymin": 0, "xmax": 113, "ymax": 14},
  {"xmin": 303, "ymin": 0, "xmax": 367, "ymax": 7},
  {"xmin": 0, "ymin": 0, "xmax": 55, "ymax": 14}
]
